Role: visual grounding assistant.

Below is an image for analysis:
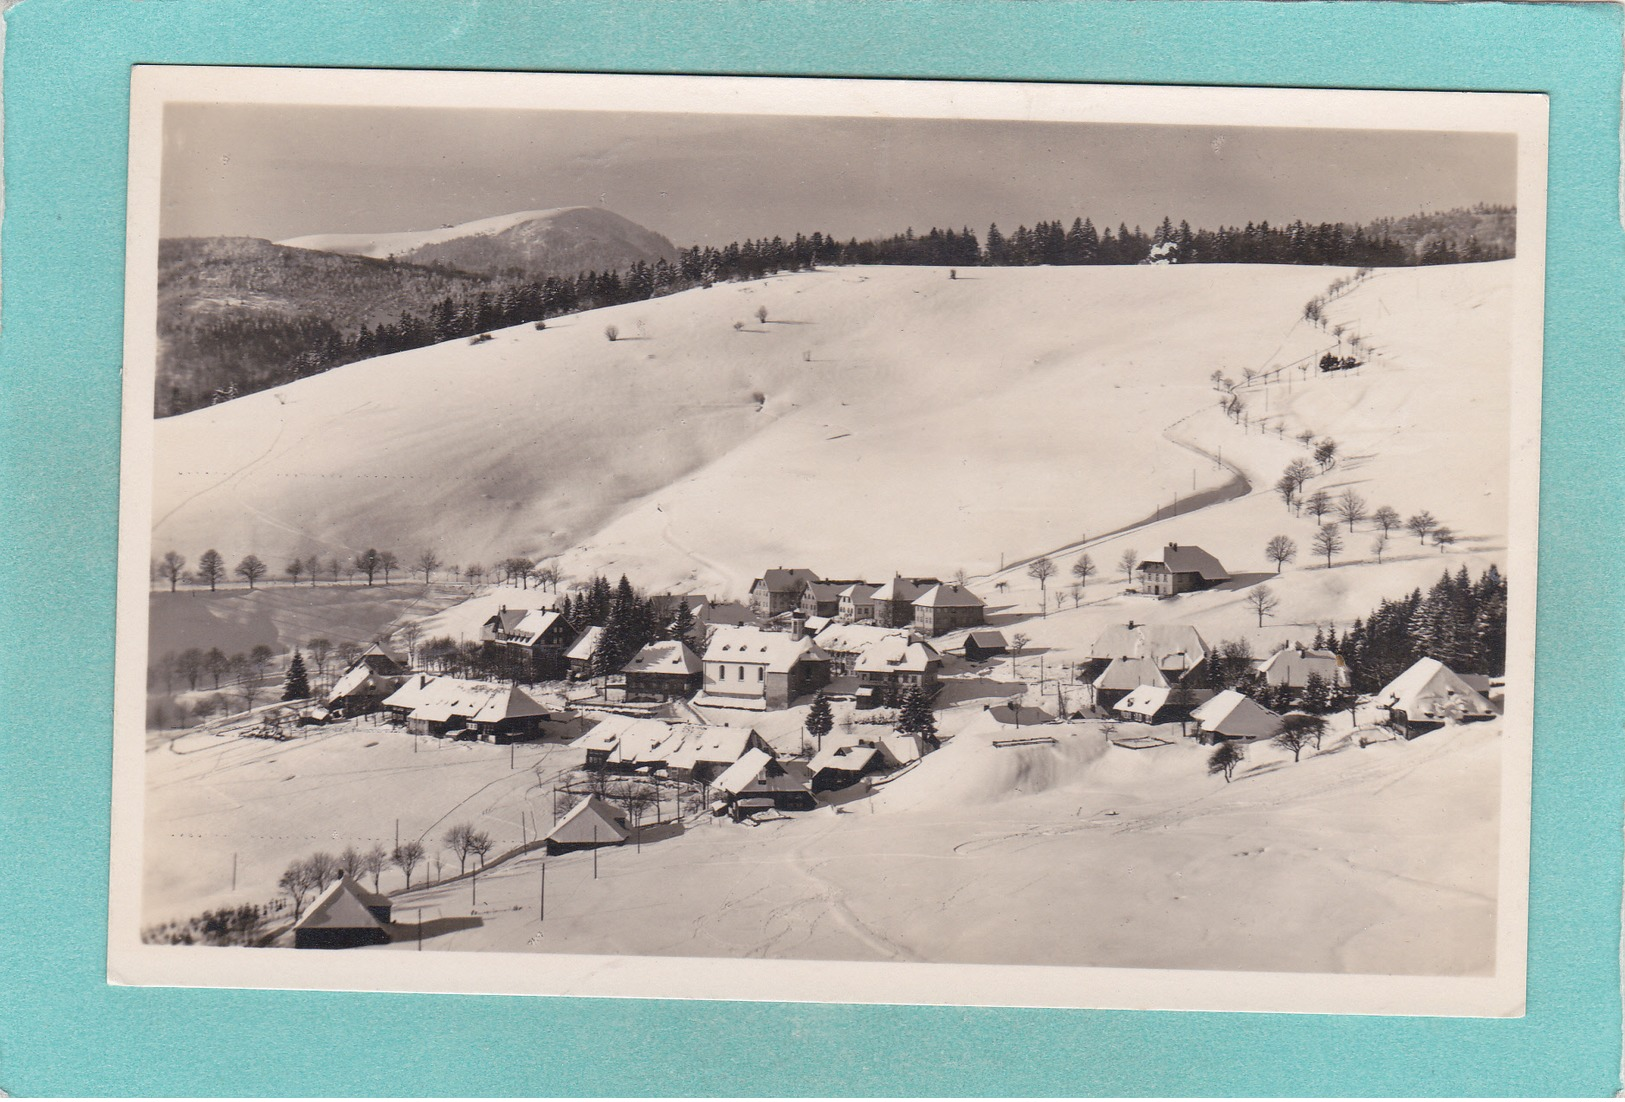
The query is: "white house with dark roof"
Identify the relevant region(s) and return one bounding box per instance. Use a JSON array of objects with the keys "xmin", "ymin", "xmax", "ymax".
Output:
[
  {"xmin": 695, "ymin": 626, "xmax": 831, "ymax": 710},
  {"xmin": 869, "ymin": 576, "xmax": 940, "ymax": 628},
  {"xmin": 749, "ymin": 568, "xmax": 821, "ymax": 617},
  {"xmin": 854, "ymin": 637, "xmax": 942, "ymax": 708},
  {"xmin": 836, "ymin": 582, "xmax": 881, "ymax": 623},
  {"xmin": 911, "ymin": 583, "xmax": 986, "ymax": 635},
  {"xmin": 1083, "ymin": 622, "xmax": 1210, "ymax": 710},
  {"xmin": 812, "ymin": 622, "xmax": 913, "ymax": 675},
  {"xmin": 564, "ymin": 626, "xmax": 604, "ymax": 679},
  {"xmin": 380, "ymin": 676, "xmax": 549, "ymax": 740},
  {"xmin": 1138, "ymin": 542, "xmax": 1231, "ymax": 596}
]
